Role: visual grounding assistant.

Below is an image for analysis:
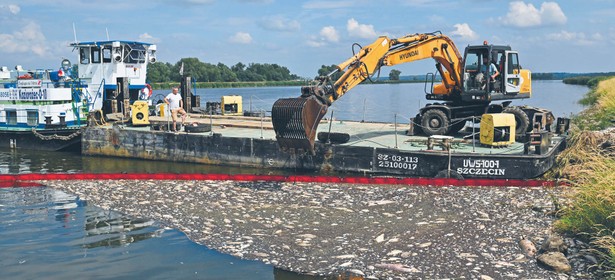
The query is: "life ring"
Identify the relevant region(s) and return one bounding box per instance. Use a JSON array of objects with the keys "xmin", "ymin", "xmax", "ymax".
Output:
[
  {"xmin": 140, "ymin": 84, "xmax": 153, "ymax": 99},
  {"xmin": 18, "ymin": 73, "xmax": 32, "ymax": 79}
]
